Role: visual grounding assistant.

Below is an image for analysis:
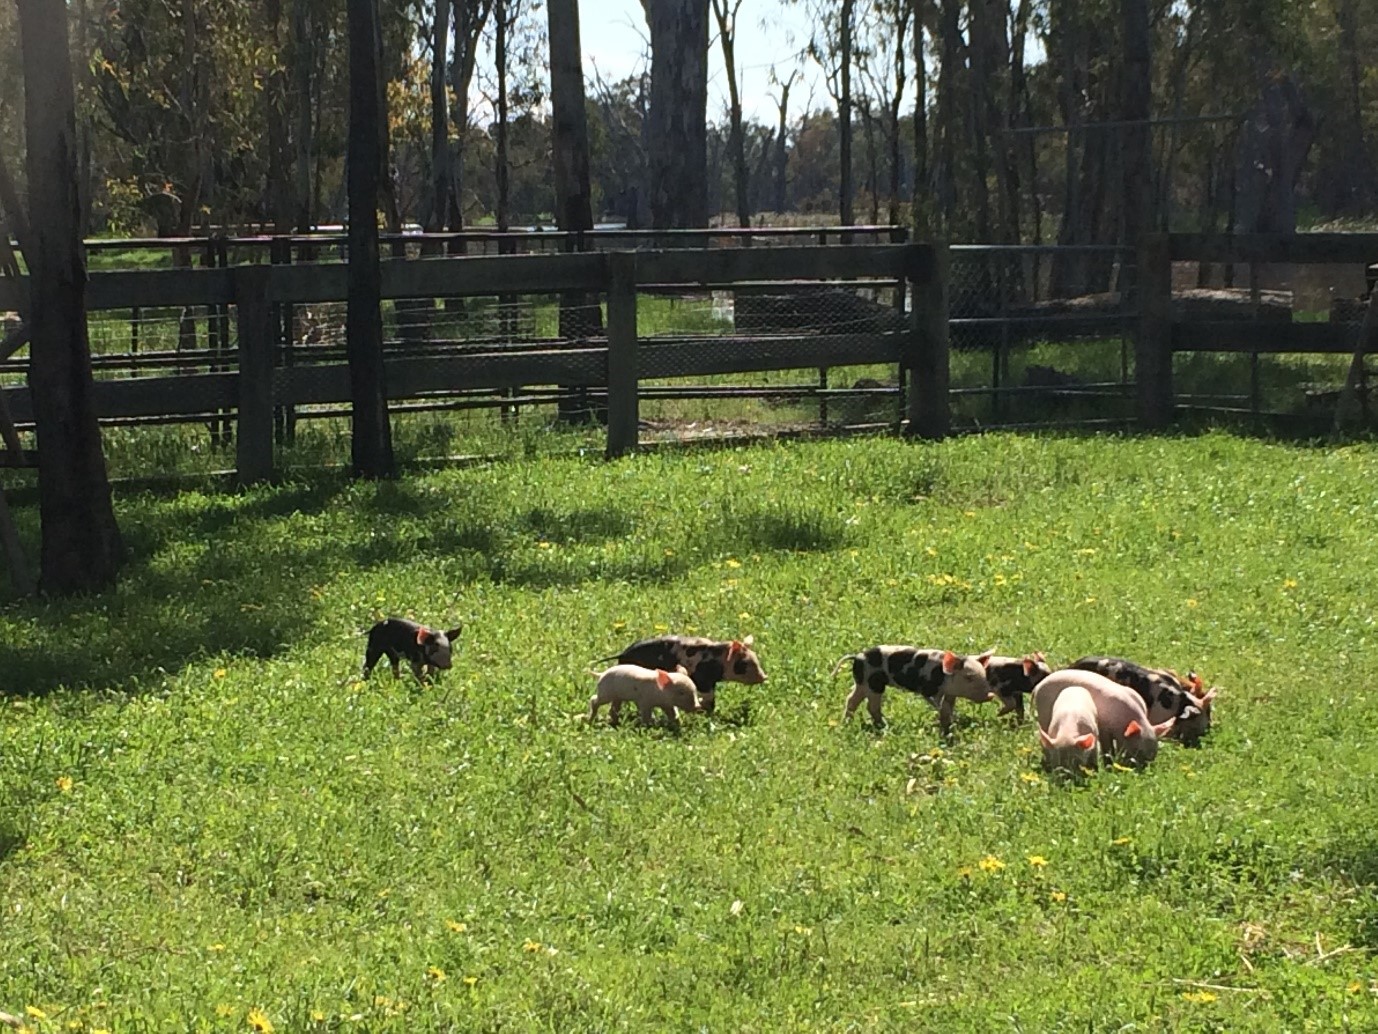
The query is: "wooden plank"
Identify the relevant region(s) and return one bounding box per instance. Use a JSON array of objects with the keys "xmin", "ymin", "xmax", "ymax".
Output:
[
  {"xmin": 604, "ymin": 252, "xmax": 639, "ymax": 458},
  {"xmin": 906, "ymin": 242, "xmax": 949, "ymax": 439},
  {"xmin": 0, "ymin": 277, "xmax": 26, "ymax": 312},
  {"xmin": 1171, "ymin": 320, "xmax": 1370, "ymax": 354},
  {"xmin": 1169, "ymin": 233, "xmax": 1378, "ymax": 265},
  {"xmin": 635, "ymin": 244, "xmax": 915, "ymax": 285},
  {"xmin": 1137, "ymin": 234, "xmax": 1174, "ymax": 428},
  {"xmin": 89, "ymin": 268, "xmax": 235, "ymax": 309},
  {"xmin": 278, "ymin": 349, "xmax": 608, "ymax": 404},
  {"xmin": 2, "ymin": 372, "xmax": 238, "ymax": 421},
  {"xmin": 639, "ymin": 333, "xmax": 903, "ymax": 379},
  {"xmin": 265, "ymin": 251, "xmax": 608, "ymax": 303}
]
